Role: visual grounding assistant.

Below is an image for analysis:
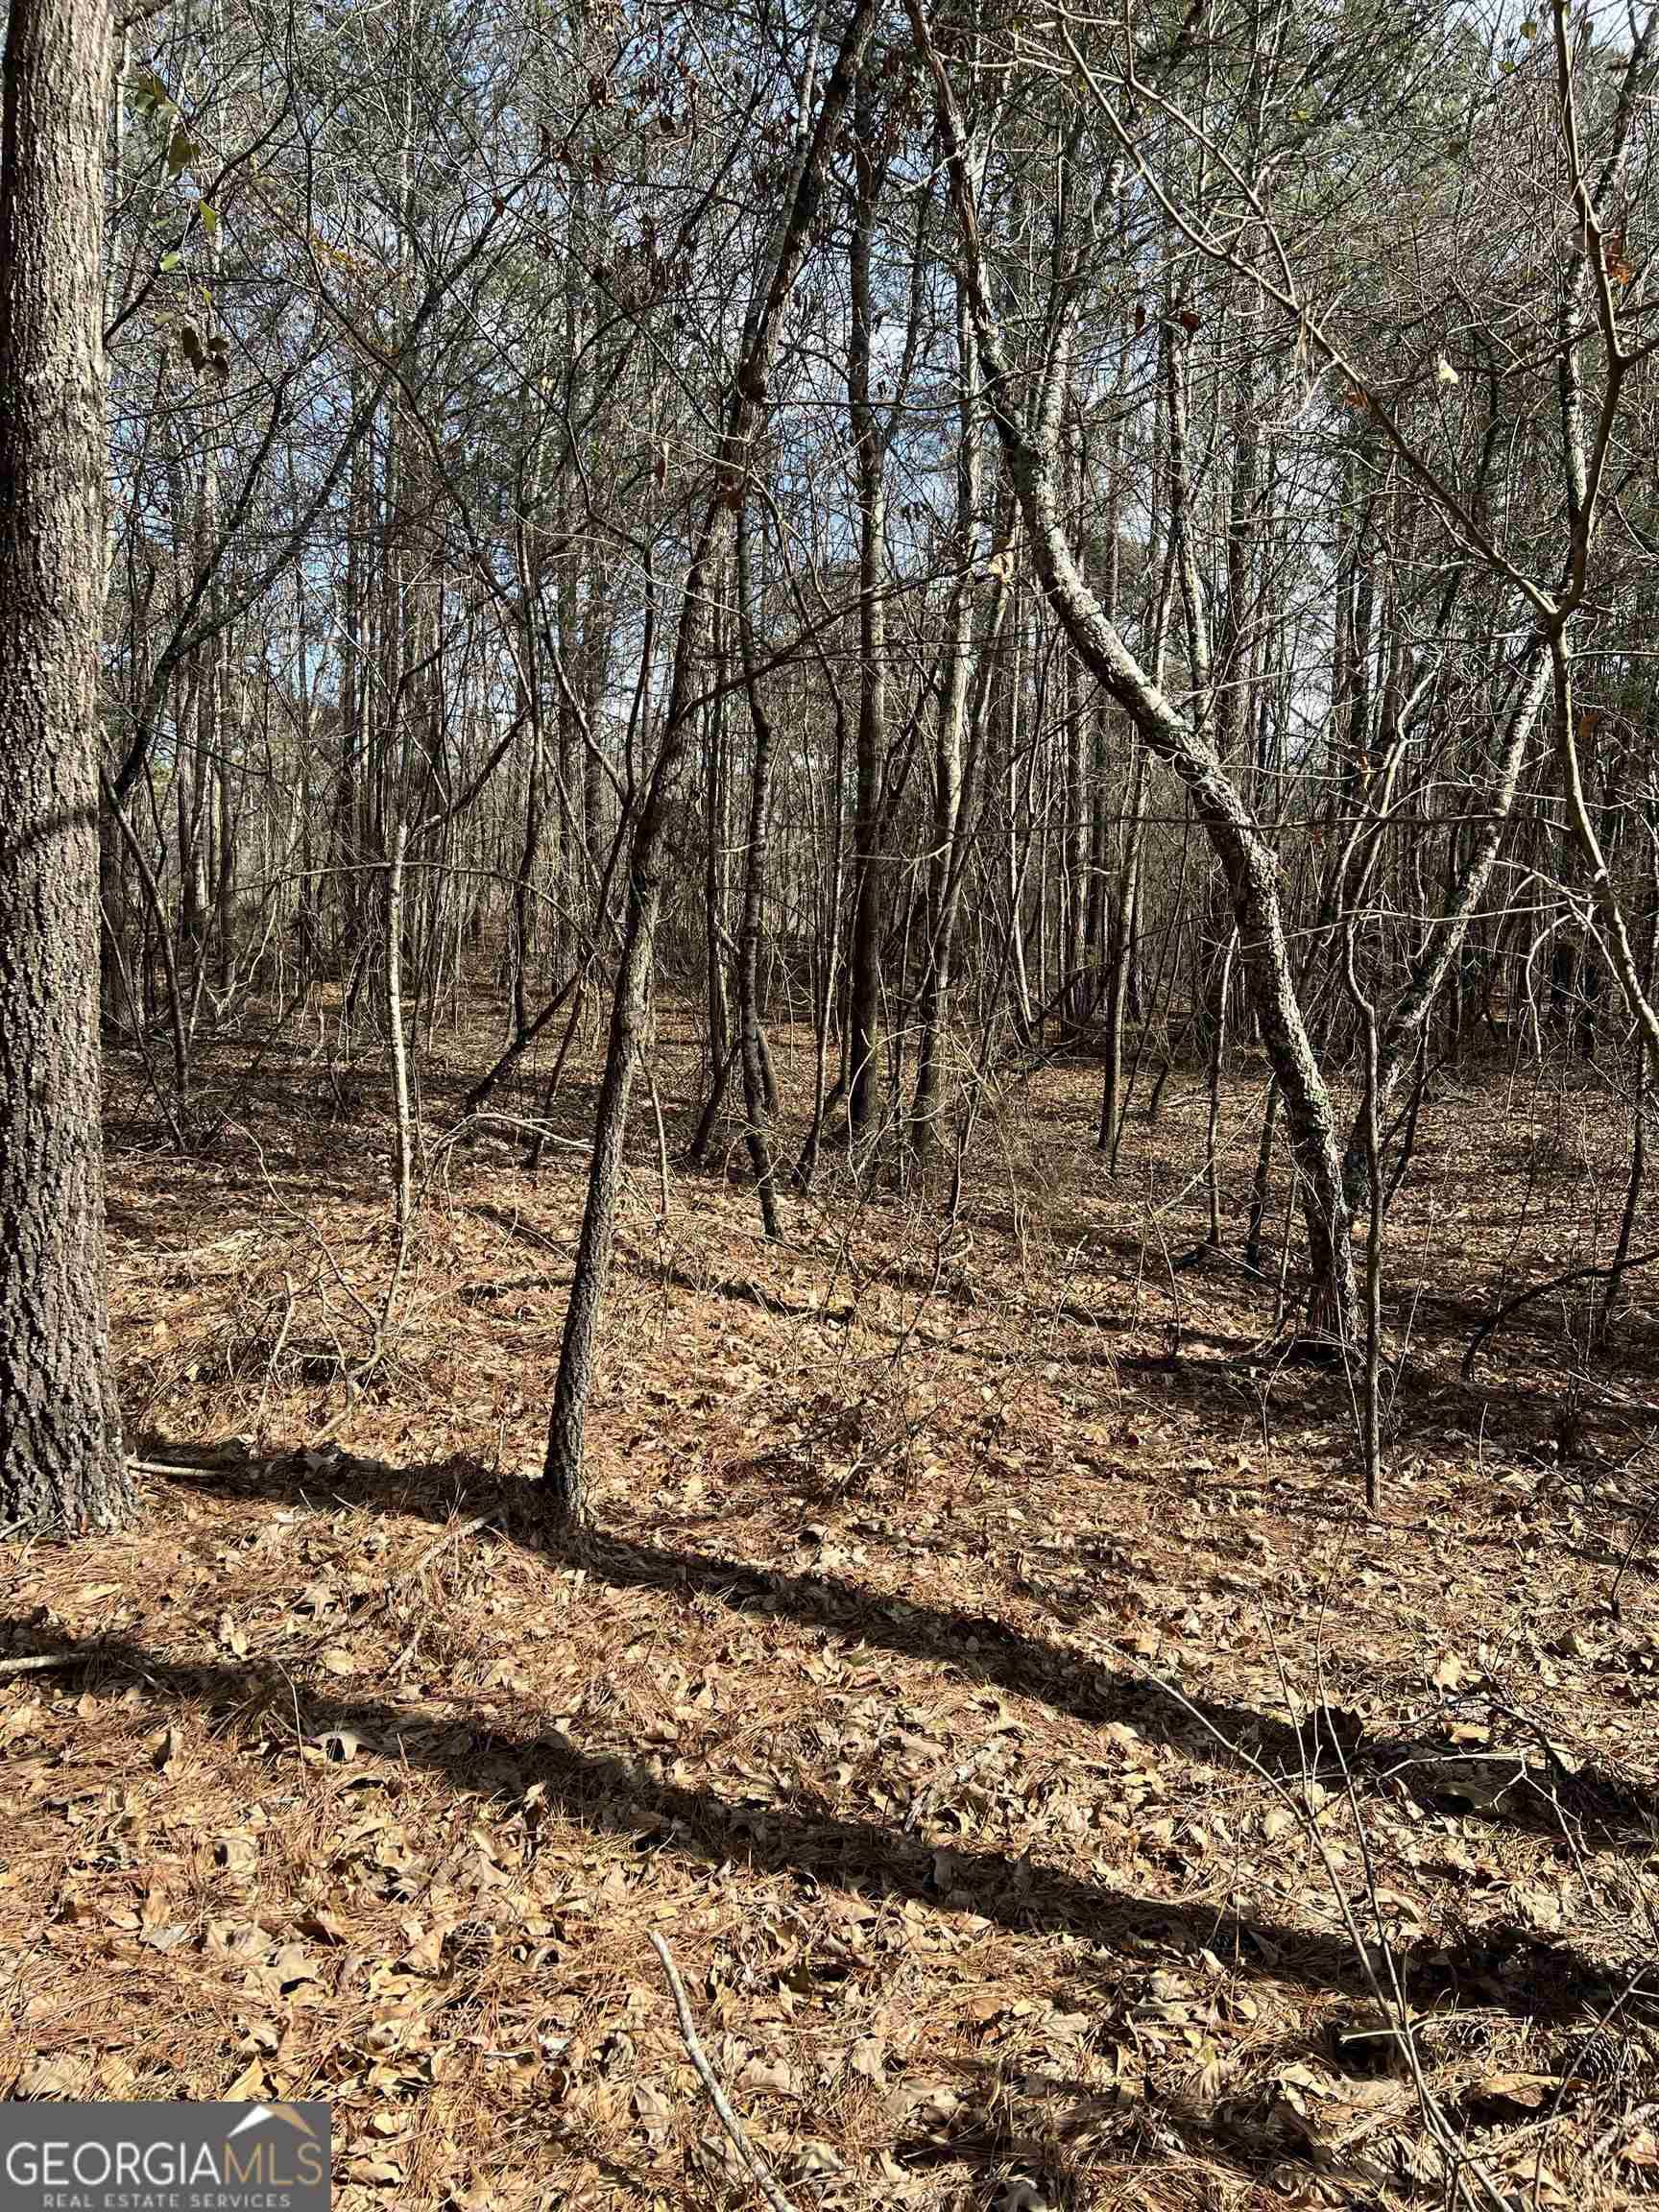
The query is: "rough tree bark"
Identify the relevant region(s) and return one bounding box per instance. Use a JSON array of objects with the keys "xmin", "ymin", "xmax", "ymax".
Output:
[{"xmin": 0, "ymin": 0, "xmax": 132, "ymax": 1532}]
